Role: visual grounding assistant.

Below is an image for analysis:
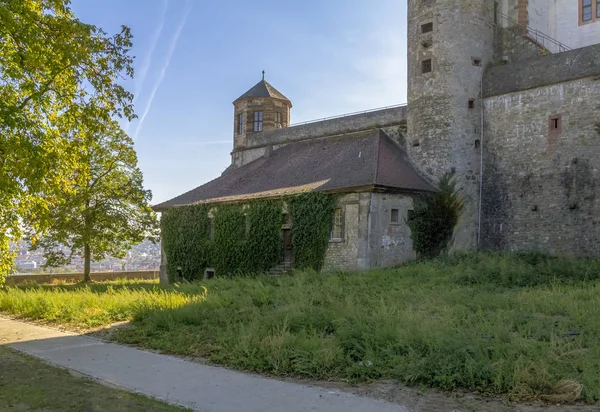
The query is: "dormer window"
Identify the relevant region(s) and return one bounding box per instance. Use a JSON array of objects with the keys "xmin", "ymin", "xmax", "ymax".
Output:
[{"xmin": 253, "ymin": 111, "xmax": 263, "ymax": 132}]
